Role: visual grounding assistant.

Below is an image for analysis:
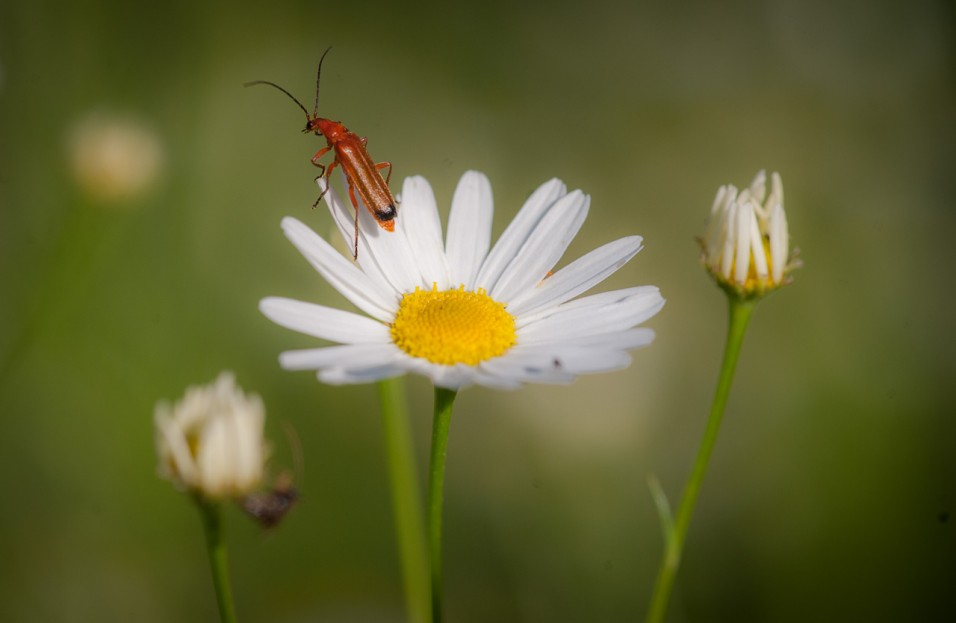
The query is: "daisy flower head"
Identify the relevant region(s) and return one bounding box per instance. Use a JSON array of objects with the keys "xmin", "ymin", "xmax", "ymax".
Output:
[
  {"xmin": 154, "ymin": 372, "xmax": 267, "ymax": 499},
  {"xmin": 260, "ymin": 171, "xmax": 665, "ymax": 390},
  {"xmin": 701, "ymin": 170, "xmax": 796, "ymax": 298},
  {"xmin": 68, "ymin": 112, "xmax": 164, "ymax": 205}
]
